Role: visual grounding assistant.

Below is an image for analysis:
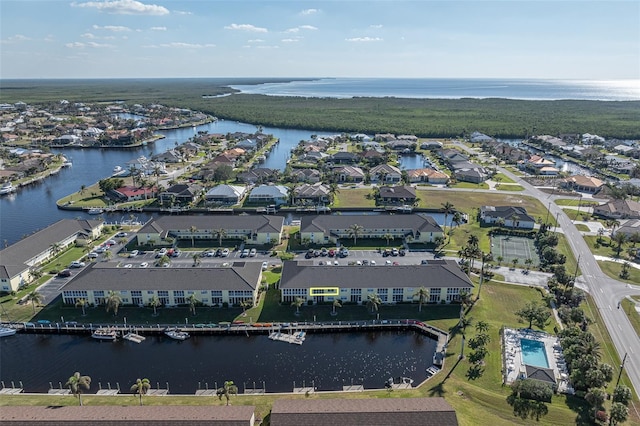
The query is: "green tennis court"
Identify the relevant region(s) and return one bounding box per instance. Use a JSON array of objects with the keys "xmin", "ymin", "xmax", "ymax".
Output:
[{"xmin": 491, "ymin": 235, "xmax": 539, "ymax": 264}]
